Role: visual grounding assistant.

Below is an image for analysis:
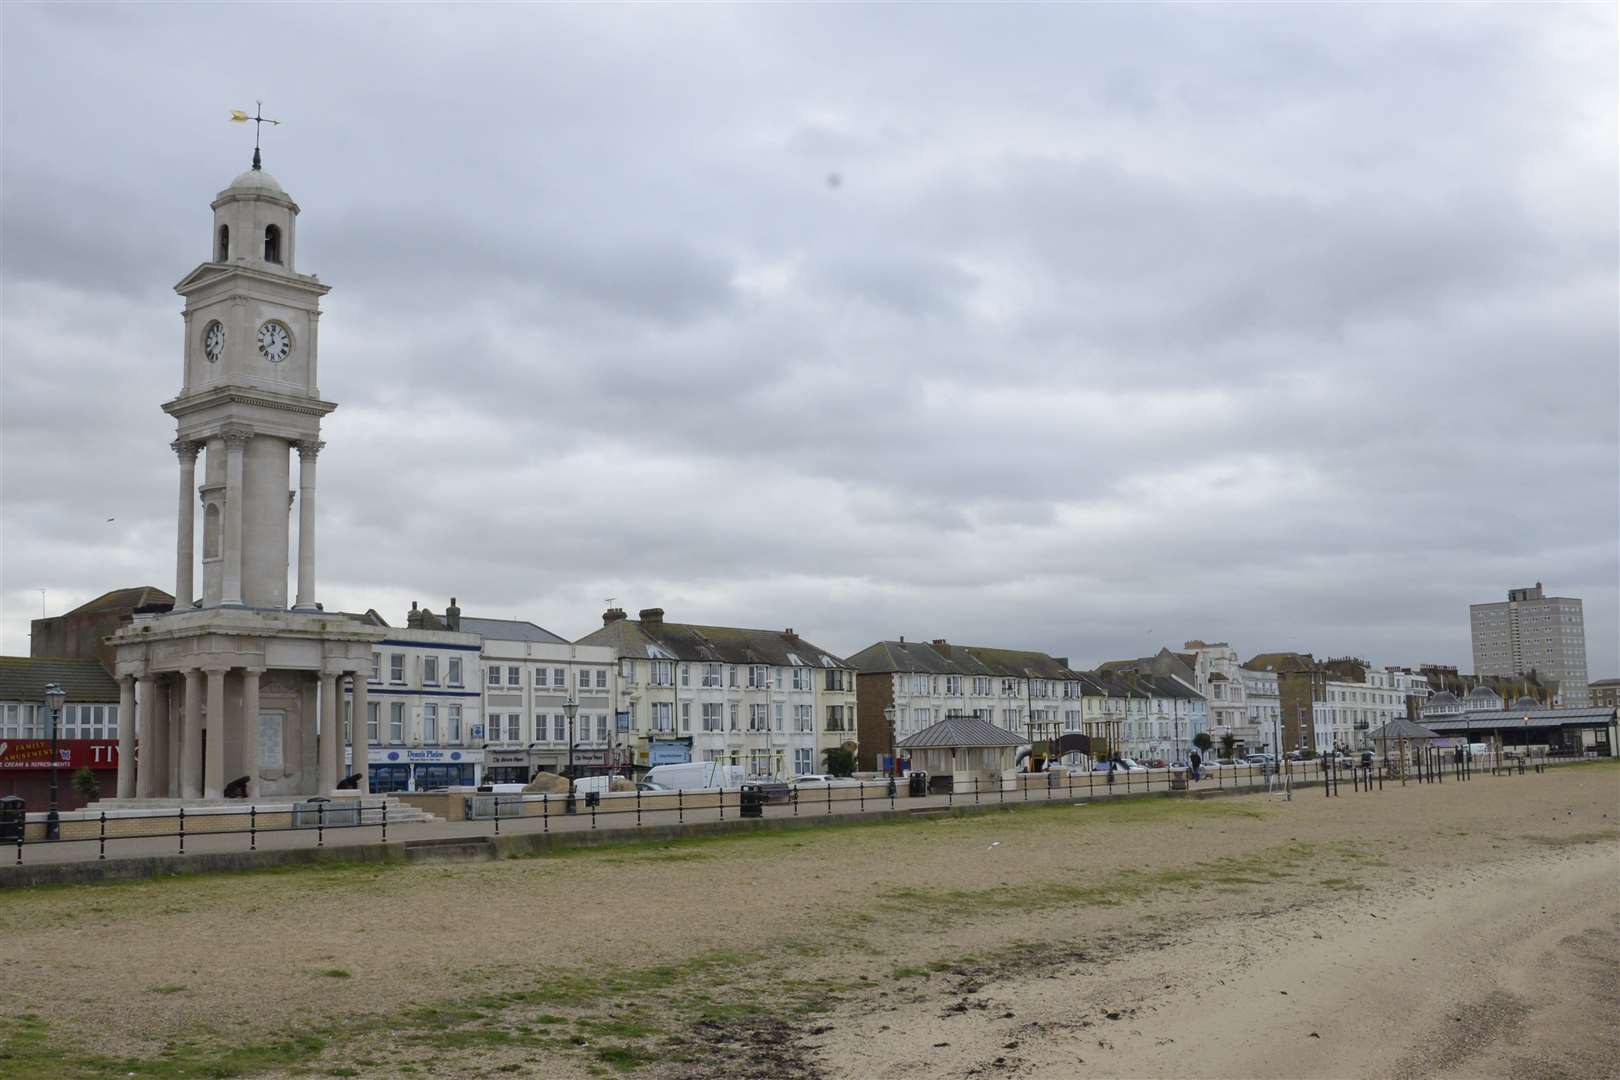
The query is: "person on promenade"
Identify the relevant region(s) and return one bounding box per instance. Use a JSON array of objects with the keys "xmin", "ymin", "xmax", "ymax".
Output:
[
  {"xmin": 1189, "ymin": 749, "xmax": 1202, "ymax": 781},
  {"xmin": 1107, "ymin": 757, "xmax": 1117, "ymax": 787}
]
